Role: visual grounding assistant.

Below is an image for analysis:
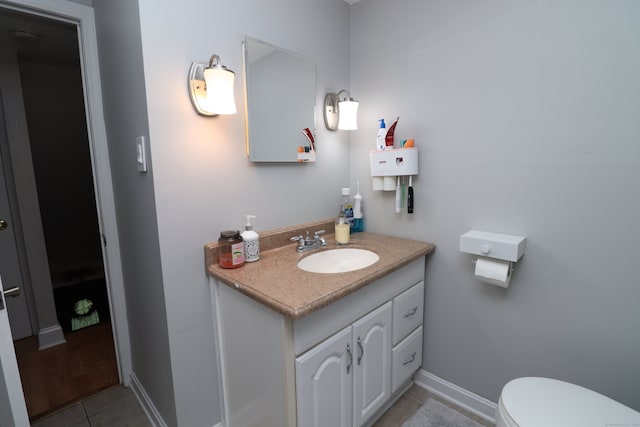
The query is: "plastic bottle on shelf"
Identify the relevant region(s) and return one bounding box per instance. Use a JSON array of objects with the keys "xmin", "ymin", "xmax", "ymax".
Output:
[{"xmin": 376, "ymin": 119, "xmax": 386, "ymax": 151}]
